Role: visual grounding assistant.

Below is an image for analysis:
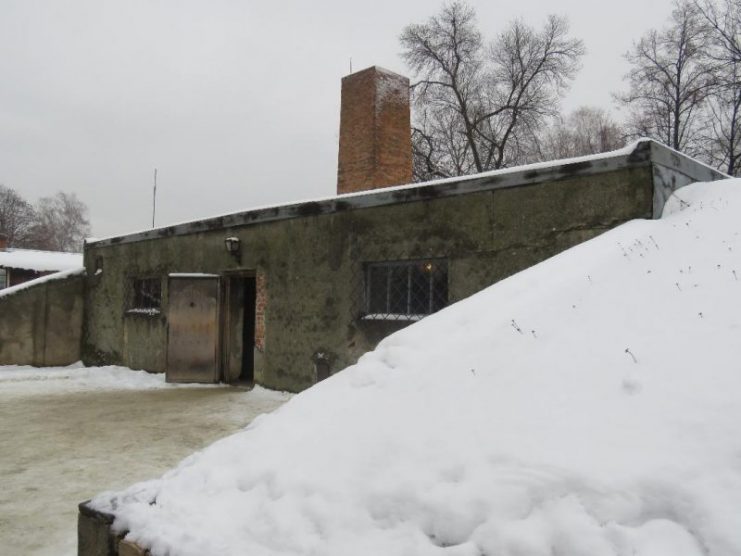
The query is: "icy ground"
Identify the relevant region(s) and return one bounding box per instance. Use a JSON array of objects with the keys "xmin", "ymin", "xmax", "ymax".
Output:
[
  {"xmin": 94, "ymin": 179, "xmax": 741, "ymax": 556},
  {"xmin": 0, "ymin": 365, "xmax": 290, "ymax": 556}
]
